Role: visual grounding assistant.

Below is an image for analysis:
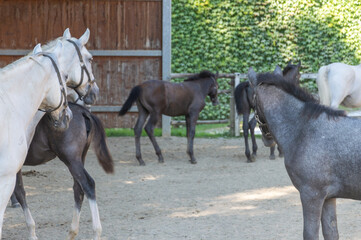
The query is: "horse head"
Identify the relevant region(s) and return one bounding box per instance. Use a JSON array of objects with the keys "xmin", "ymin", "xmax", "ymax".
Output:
[
  {"xmin": 209, "ymin": 71, "xmax": 219, "ymax": 106},
  {"xmin": 283, "ymin": 60, "xmax": 301, "ymax": 84},
  {"xmin": 55, "ymin": 28, "xmax": 99, "ymax": 105},
  {"xmin": 248, "ymin": 67, "xmax": 276, "ymax": 148},
  {"xmin": 34, "ymin": 42, "xmax": 72, "ymax": 130}
]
